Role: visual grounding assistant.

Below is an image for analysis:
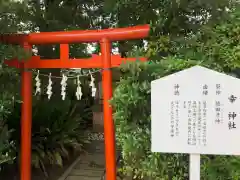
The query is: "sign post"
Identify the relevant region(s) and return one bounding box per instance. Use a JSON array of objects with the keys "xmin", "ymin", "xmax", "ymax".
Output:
[
  {"xmin": 190, "ymin": 154, "xmax": 200, "ymax": 180},
  {"xmin": 151, "ymin": 65, "xmax": 240, "ymax": 179}
]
